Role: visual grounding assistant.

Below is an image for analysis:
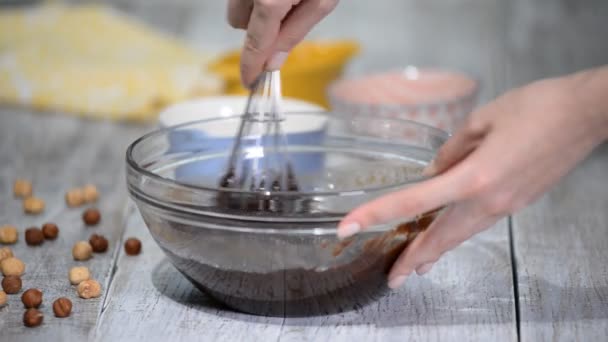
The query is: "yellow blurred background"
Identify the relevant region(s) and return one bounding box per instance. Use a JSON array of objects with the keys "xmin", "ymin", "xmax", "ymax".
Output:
[{"xmin": 0, "ymin": 3, "xmax": 358, "ymax": 121}]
